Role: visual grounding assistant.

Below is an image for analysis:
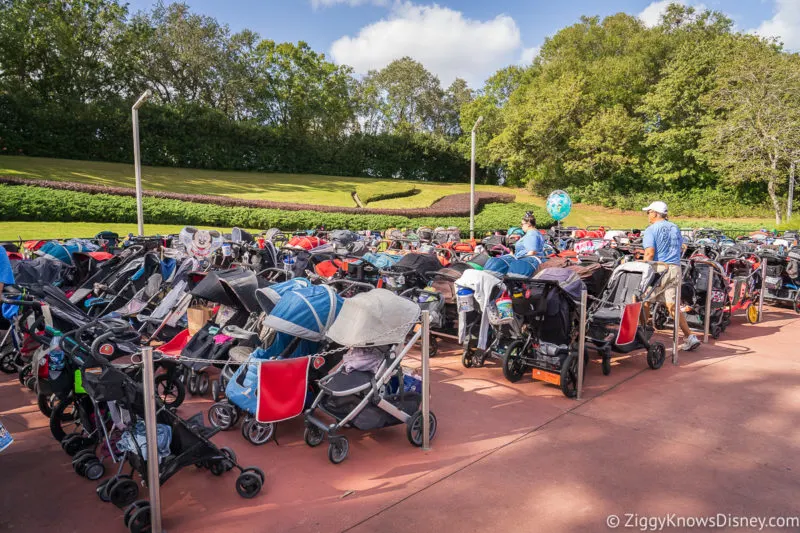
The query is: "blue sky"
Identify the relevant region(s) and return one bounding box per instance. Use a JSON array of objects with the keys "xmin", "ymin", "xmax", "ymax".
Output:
[{"xmin": 123, "ymin": 0, "xmax": 799, "ymax": 87}]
